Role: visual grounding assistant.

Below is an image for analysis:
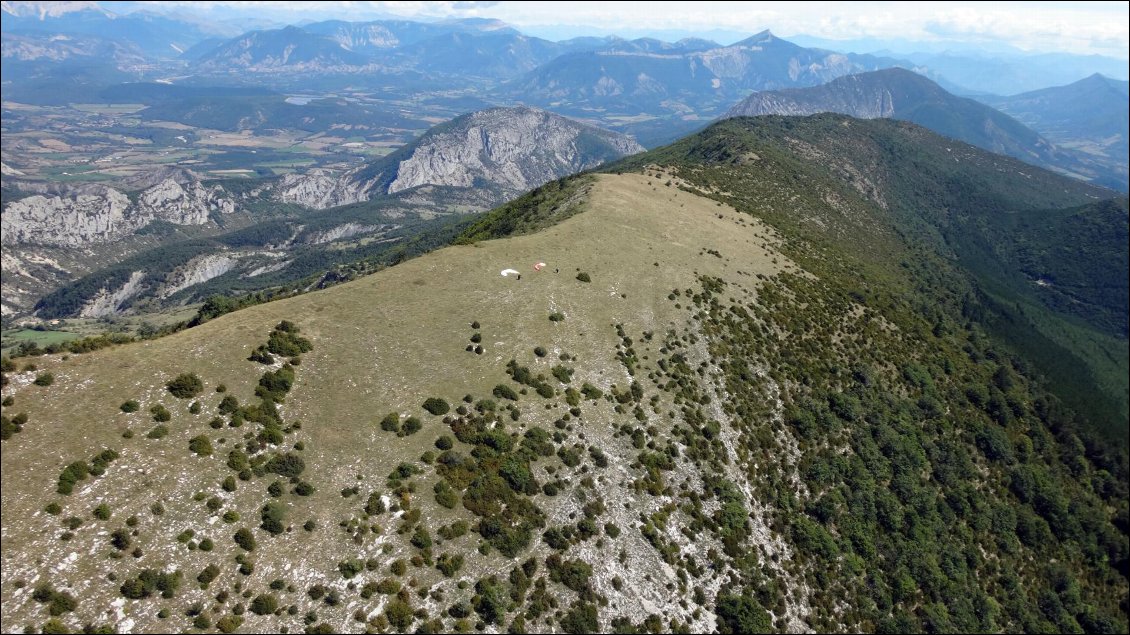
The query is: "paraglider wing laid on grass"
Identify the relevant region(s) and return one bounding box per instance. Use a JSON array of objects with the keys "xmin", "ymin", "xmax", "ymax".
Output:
[
  {"xmin": 534, "ymin": 262, "xmax": 547, "ymax": 272},
  {"xmin": 500, "ymin": 269, "xmax": 520, "ymax": 277}
]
